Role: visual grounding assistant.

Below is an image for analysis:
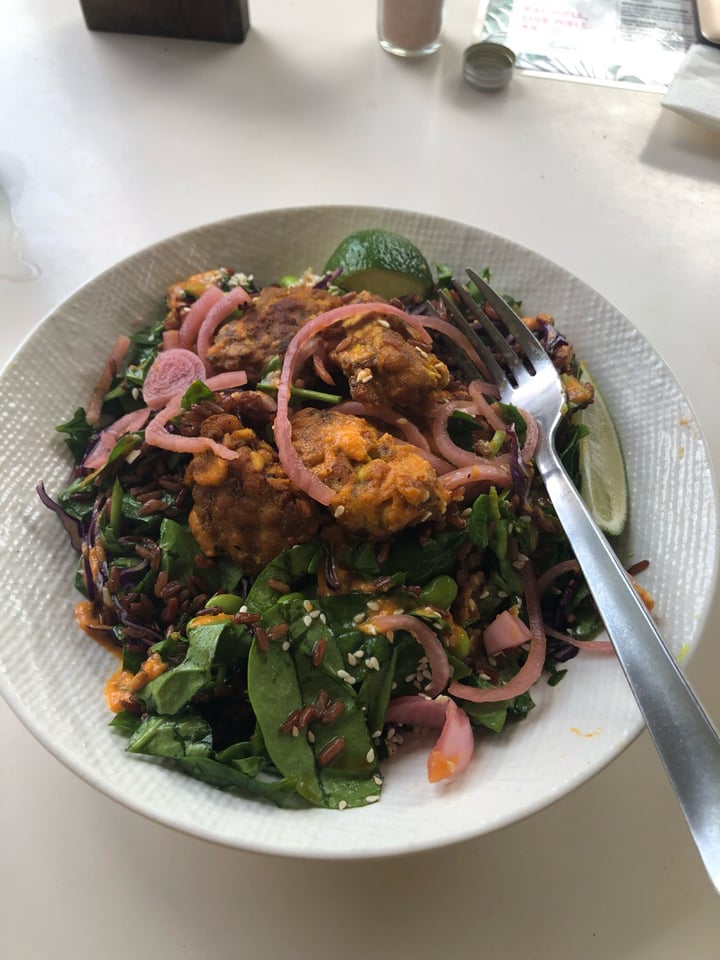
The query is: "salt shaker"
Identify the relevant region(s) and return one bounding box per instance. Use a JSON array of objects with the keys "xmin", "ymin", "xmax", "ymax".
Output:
[{"xmin": 377, "ymin": 0, "xmax": 444, "ymax": 58}]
